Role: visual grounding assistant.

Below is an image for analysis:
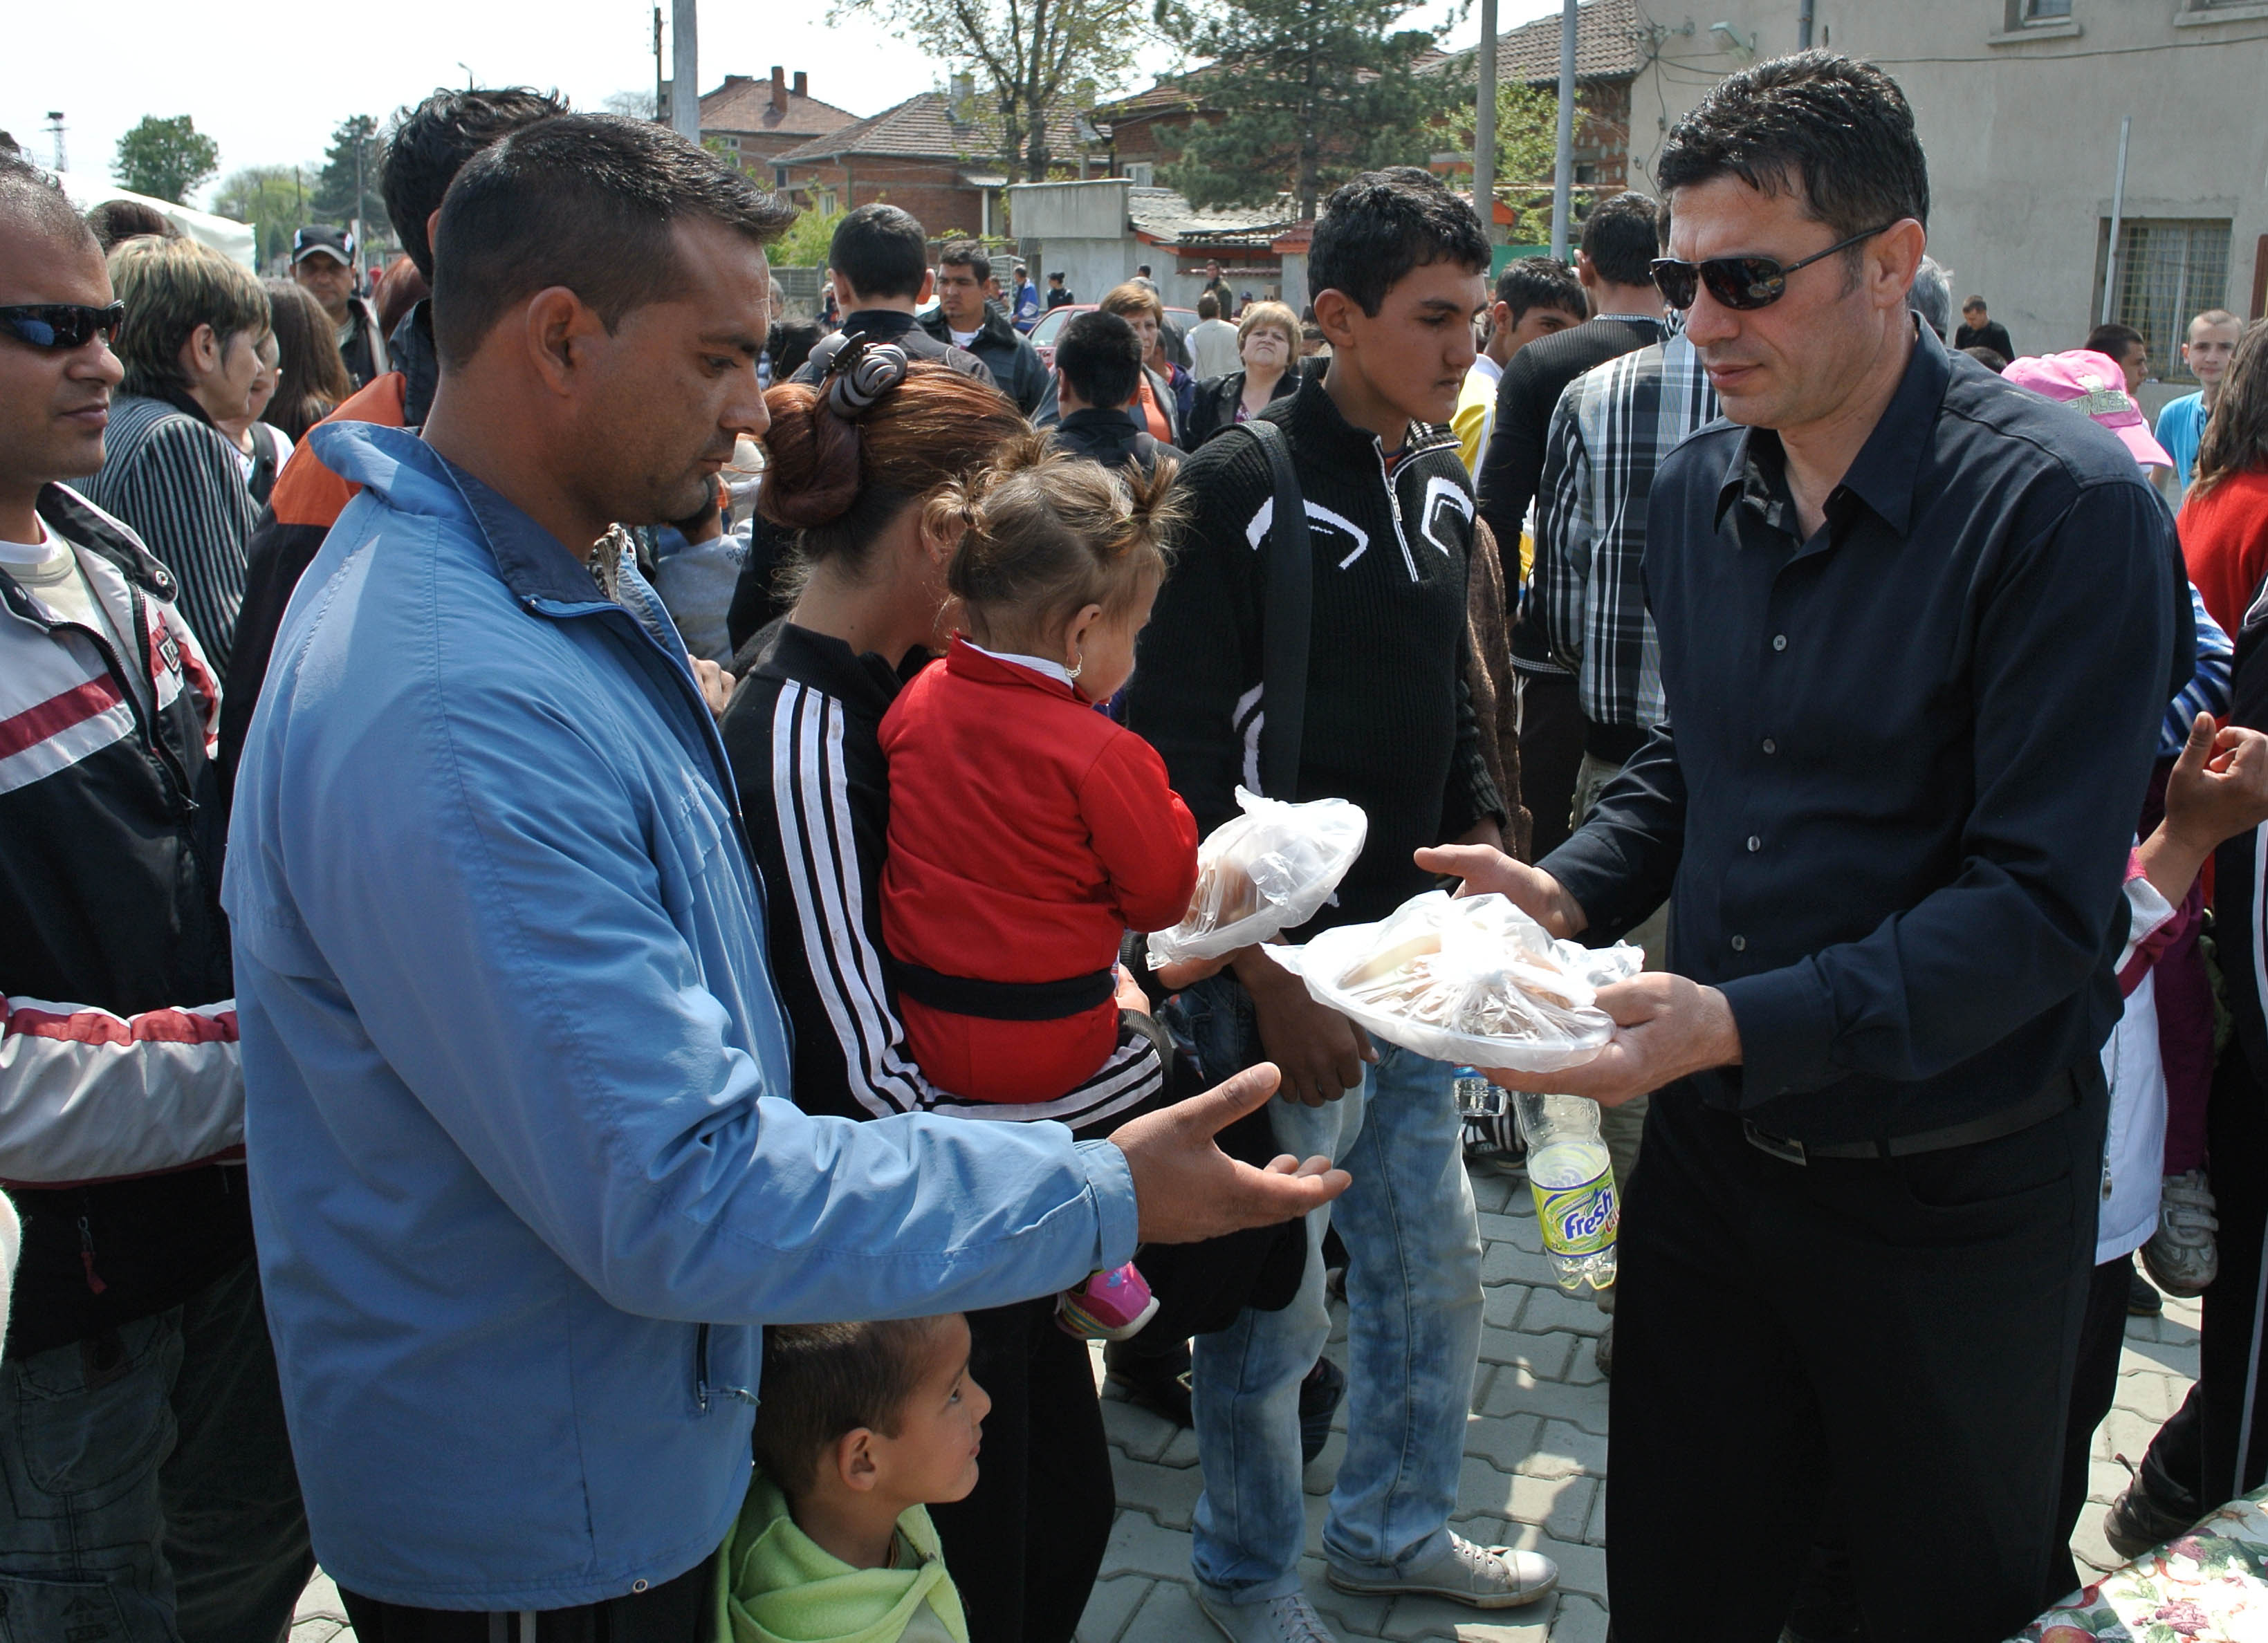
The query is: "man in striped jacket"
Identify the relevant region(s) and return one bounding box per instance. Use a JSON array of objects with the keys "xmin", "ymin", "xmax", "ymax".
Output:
[{"xmin": 0, "ymin": 155, "xmax": 311, "ymax": 1642}]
